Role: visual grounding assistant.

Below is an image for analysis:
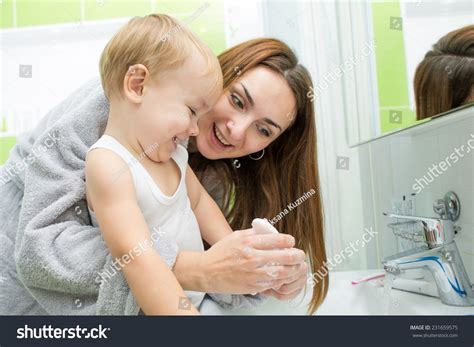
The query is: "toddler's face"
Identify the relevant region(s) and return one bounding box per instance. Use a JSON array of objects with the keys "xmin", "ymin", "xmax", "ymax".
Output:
[{"xmin": 134, "ymin": 57, "xmax": 221, "ymax": 162}]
